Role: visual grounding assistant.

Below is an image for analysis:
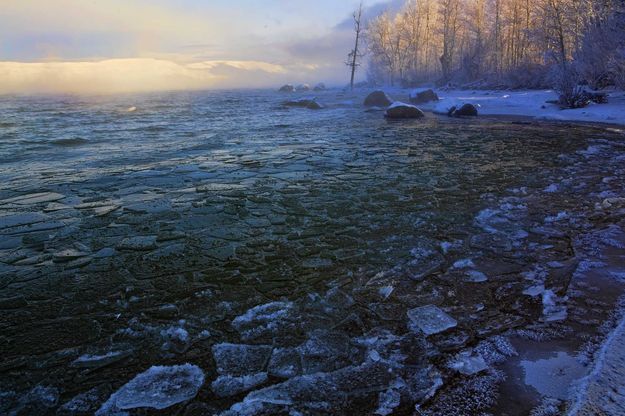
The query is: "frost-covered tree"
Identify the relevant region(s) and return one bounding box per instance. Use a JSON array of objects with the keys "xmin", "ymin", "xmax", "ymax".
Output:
[{"xmin": 363, "ymin": 0, "xmax": 625, "ymax": 94}]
